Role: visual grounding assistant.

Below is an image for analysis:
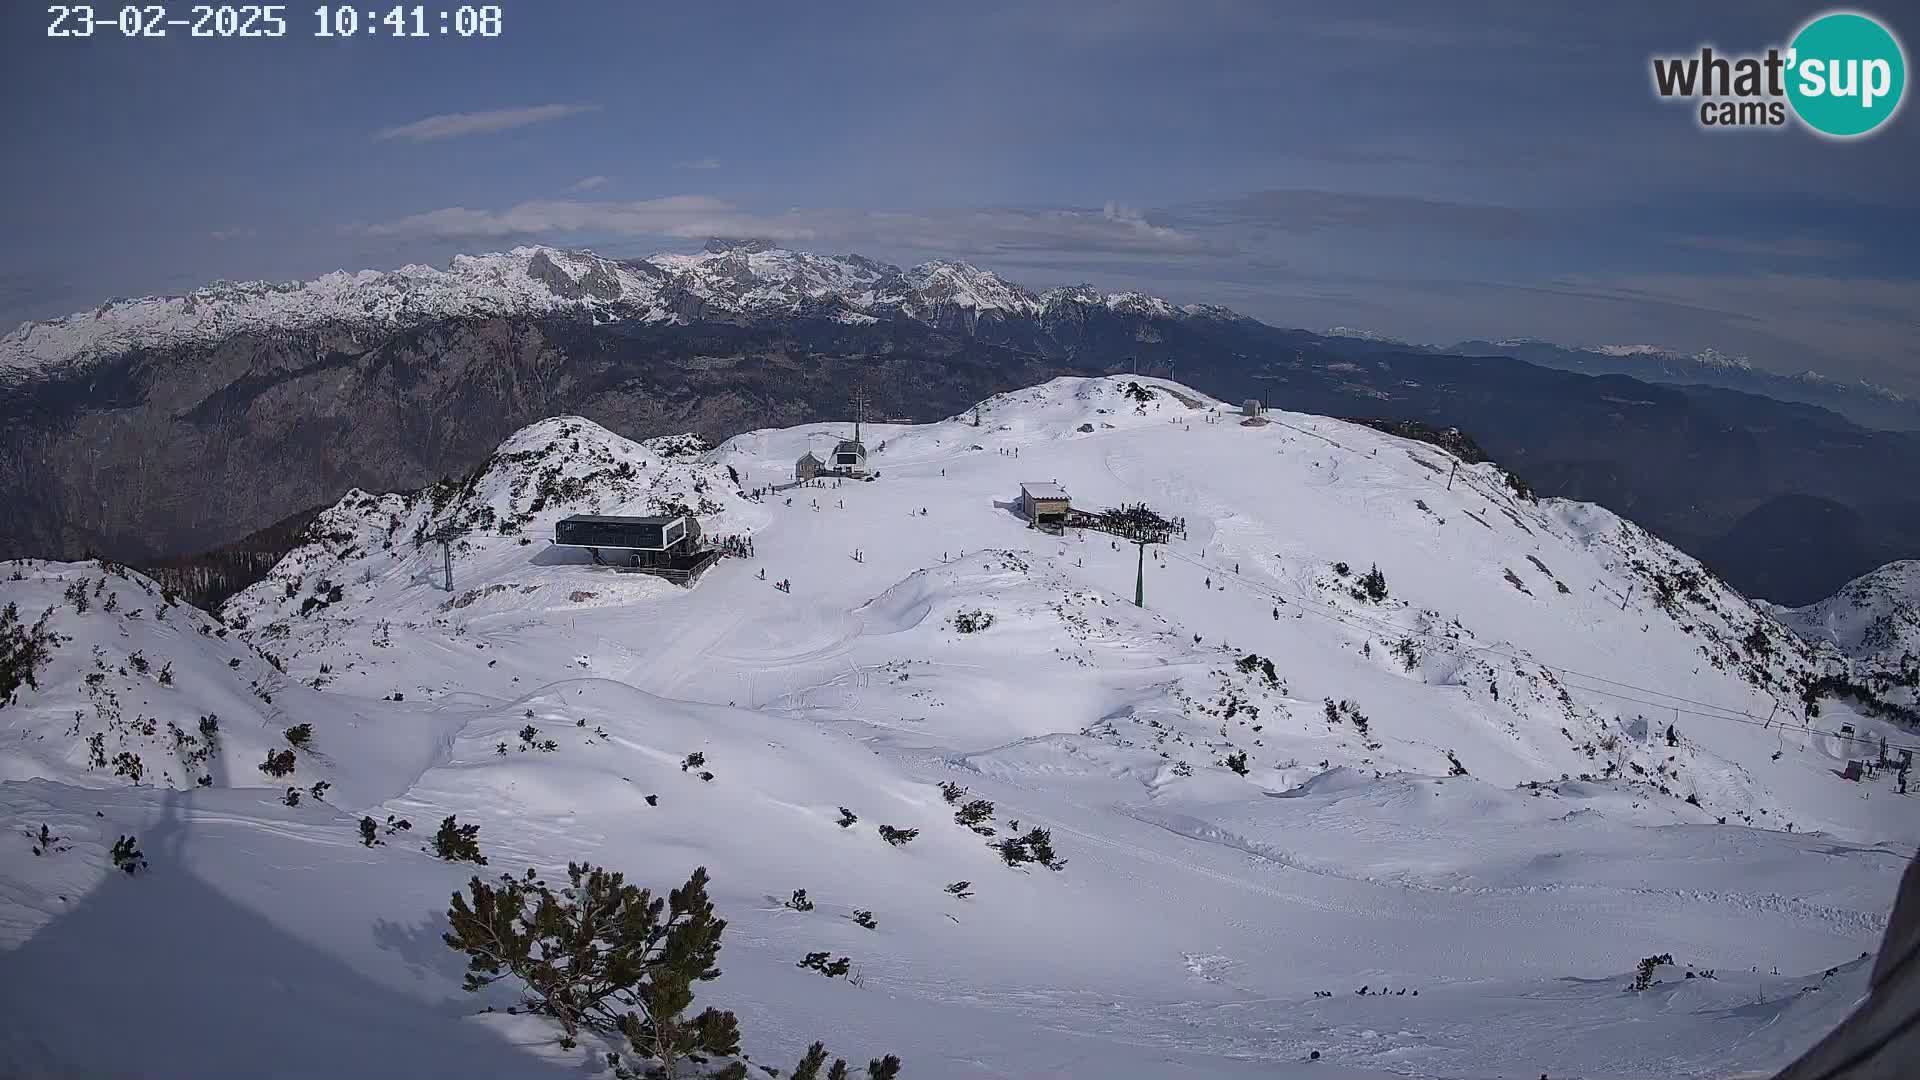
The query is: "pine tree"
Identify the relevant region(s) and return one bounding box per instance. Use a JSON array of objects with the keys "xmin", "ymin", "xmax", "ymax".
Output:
[
  {"xmin": 876, "ymin": 825, "xmax": 918, "ymax": 847},
  {"xmin": 431, "ymin": 815, "xmax": 488, "ymax": 864},
  {"xmin": 938, "ymin": 781, "xmax": 965, "ymax": 804},
  {"xmin": 259, "ymin": 748, "xmax": 296, "ymax": 778},
  {"xmin": 1020, "ymin": 827, "xmax": 1067, "ymax": 872},
  {"xmin": 836, "ymin": 807, "xmax": 858, "ymax": 828},
  {"xmin": 953, "ymin": 798, "xmax": 994, "ymax": 833},
  {"xmin": 359, "ymin": 816, "xmax": 381, "ymax": 847},
  {"xmin": 445, "ymin": 863, "xmax": 740, "ymax": 1075},
  {"xmin": 110, "ymin": 834, "xmax": 145, "ymax": 874},
  {"xmin": 284, "ymin": 723, "xmax": 314, "ymax": 749}
]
